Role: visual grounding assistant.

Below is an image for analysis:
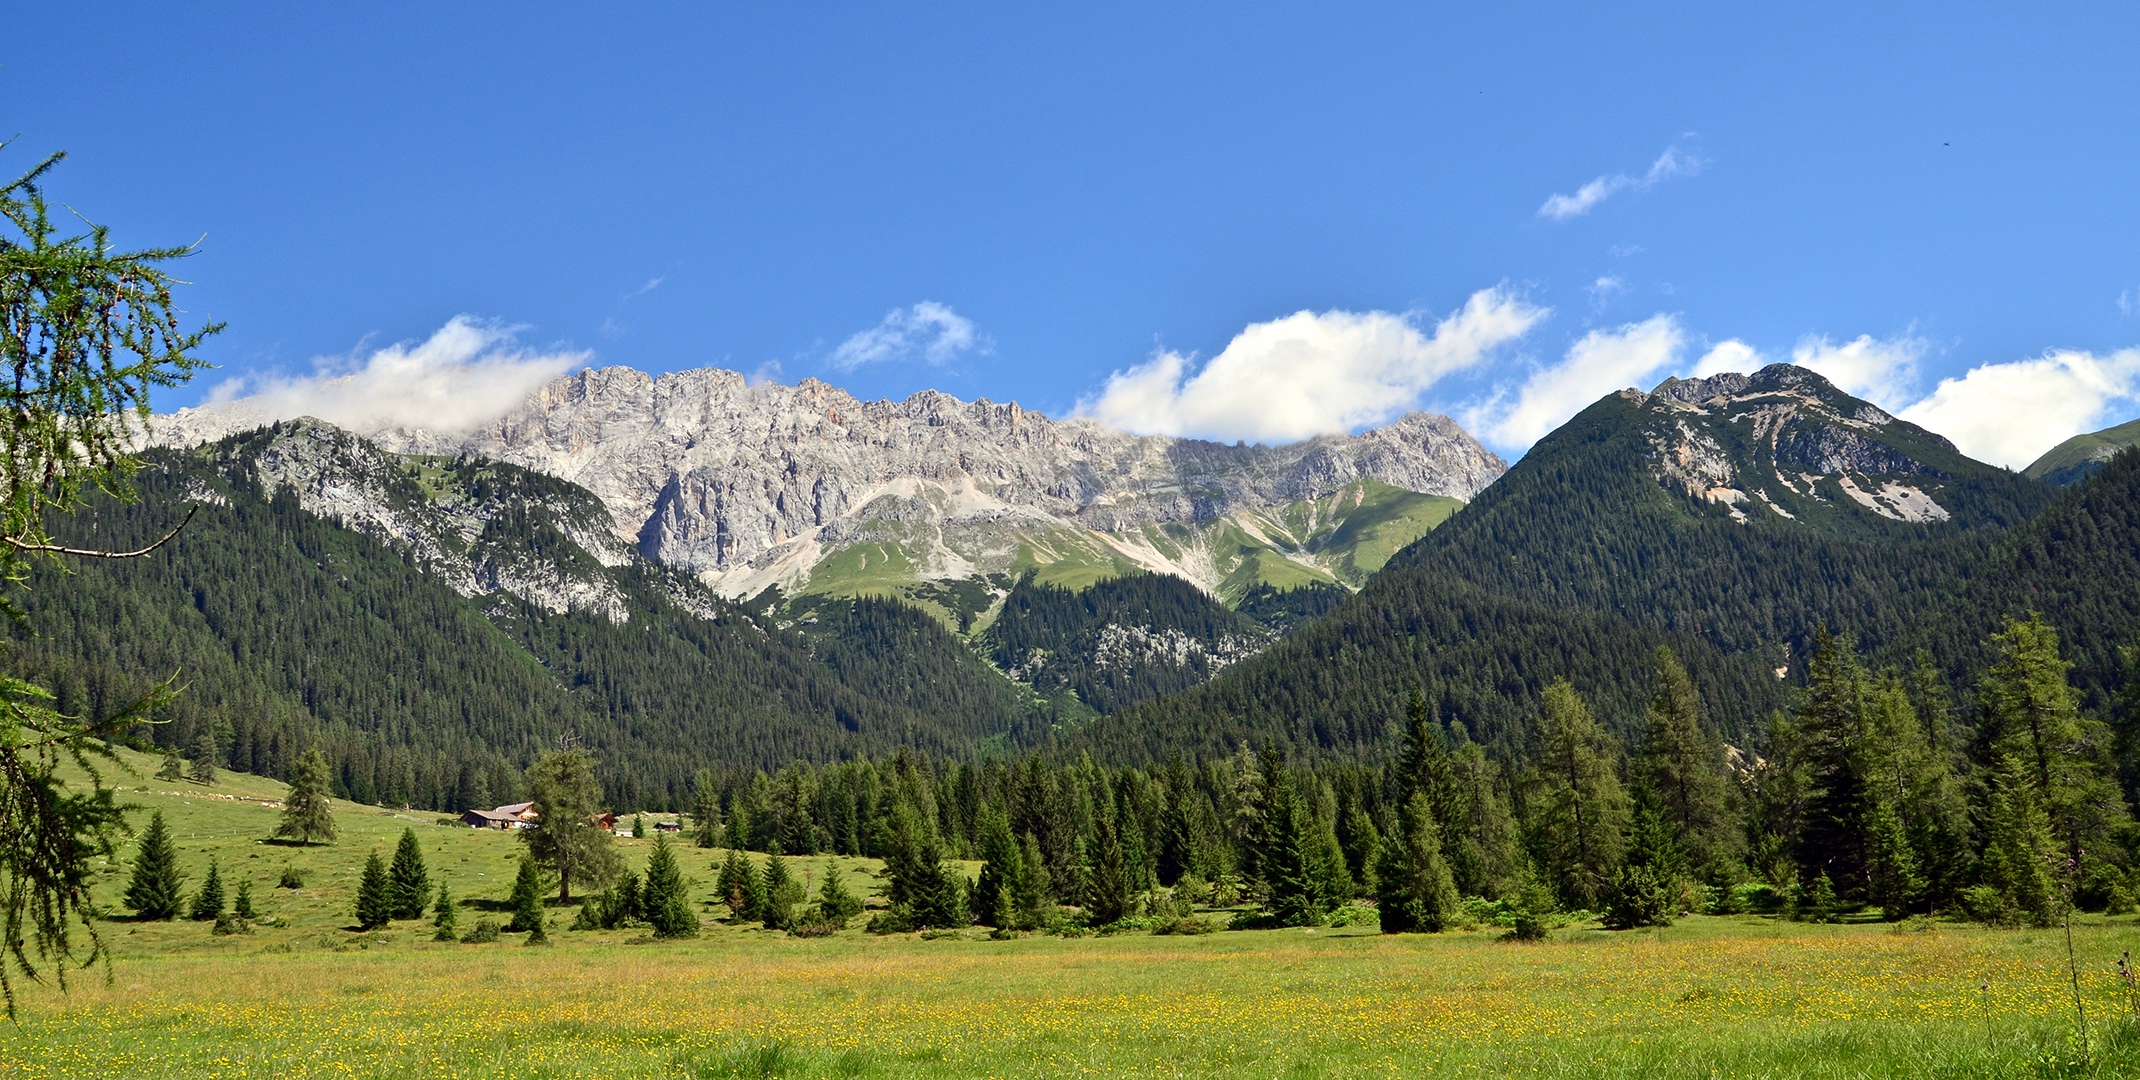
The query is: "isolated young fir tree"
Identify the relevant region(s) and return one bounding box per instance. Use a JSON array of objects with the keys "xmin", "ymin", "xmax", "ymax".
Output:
[
  {"xmin": 1527, "ymin": 680, "xmax": 1630, "ymax": 911},
  {"xmin": 386, "ymin": 827, "xmax": 431, "ymax": 920},
  {"xmin": 232, "ymin": 876, "xmax": 254, "ymax": 920},
  {"xmin": 1374, "ymin": 792, "xmax": 1460, "ymax": 933},
  {"xmin": 123, "ymin": 810, "xmax": 185, "ymax": 920},
  {"xmin": 188, "ymin": 858, "xmax": 225, "ymax": 921},
  {"xmin": 505, "ymin": 853, "xmax": 546, "ymax": 934},
  {"xmin": 275, "ymin": 747, "xmax": 337, "ymax": 845},
  {"xmin": 640, "ymin": 835, "xmax": 696, "ymax": 938},
  {"xmin": 354, "ymin": 850, "xmax": 392, "ymax": 931},
  {"xmin": 432, "ymin": 884, "xmax": 458, "ymax": 941},
  {"xmin": 154, "ymin": 753, "xmax": 183, "ymax": 782}
]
